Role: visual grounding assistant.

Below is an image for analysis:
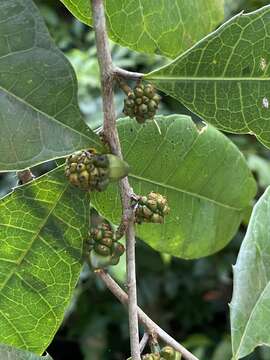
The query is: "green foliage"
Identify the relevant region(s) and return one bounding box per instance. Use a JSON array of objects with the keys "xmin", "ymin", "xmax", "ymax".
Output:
[
  {"xmin": 0, "ymin": 0, "xmax": 101, "ymax": 172},
  {"xmin": 92, "ymin": 115, "xmax": 256, "ymax": 259},
  {"xmin": 0, "ymin": 167, "xmax": 90, "ymax": 354},
  {"xmin": 147, "ymin": 5, "xmax": 270, "ymax": 149},
  {"xmin": 230, "ymin": 186, "xmax": 270, "ymax": 359},
  {"xmin": 0, "ymin": 343, "xmax": 53, "ymax": 360},
  {"xmin": 59, "ymin": 0, "xmax": 224, "ymax": 58},
  {"xmin": 1, "ymin": 0, "xmax": 270, "ymax": 358}
]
